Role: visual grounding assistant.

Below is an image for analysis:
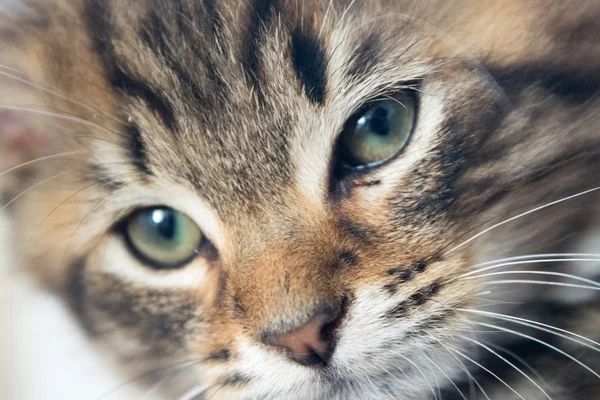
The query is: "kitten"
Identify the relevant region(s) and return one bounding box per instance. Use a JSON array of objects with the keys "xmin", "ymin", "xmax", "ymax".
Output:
[{"xmin": 1, "ymin": 0, "xmax": 600, "ymax": 399}]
